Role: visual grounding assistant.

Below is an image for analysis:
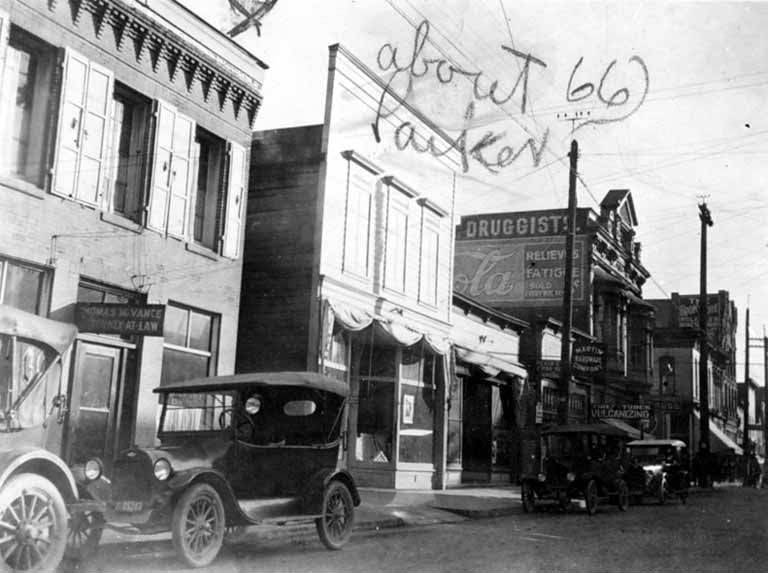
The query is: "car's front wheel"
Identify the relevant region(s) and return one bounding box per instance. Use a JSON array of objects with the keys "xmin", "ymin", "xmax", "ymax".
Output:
[
  {"xmin": 0, "ymin": 473, "xmax": 68, "ymax": 572},
  {"xmin": 657, "ymin": 477, "xmax": 667, "ymax": 505},
  {"xmin": 315, "ymin": 481, "xmax": 355, "ymax": 550},
  {"xmin": 171, "ymin": 483, "xmax": 225, "ymax": 568}
]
